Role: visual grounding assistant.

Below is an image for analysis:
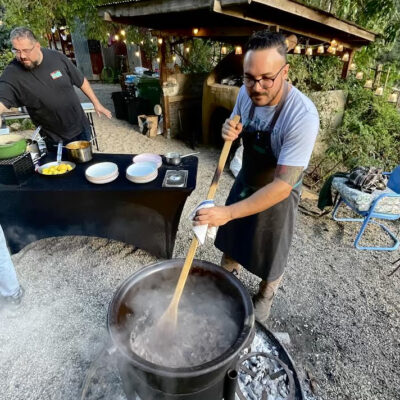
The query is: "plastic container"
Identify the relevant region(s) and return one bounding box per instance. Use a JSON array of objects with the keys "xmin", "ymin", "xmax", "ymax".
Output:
[
  {"xmin": 135, "ymin": 76, "xmax": 162, "ymax": 112},
  {"xmin": 111, "ymin": 91, "xmax": 128, "ymax": 120}
]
